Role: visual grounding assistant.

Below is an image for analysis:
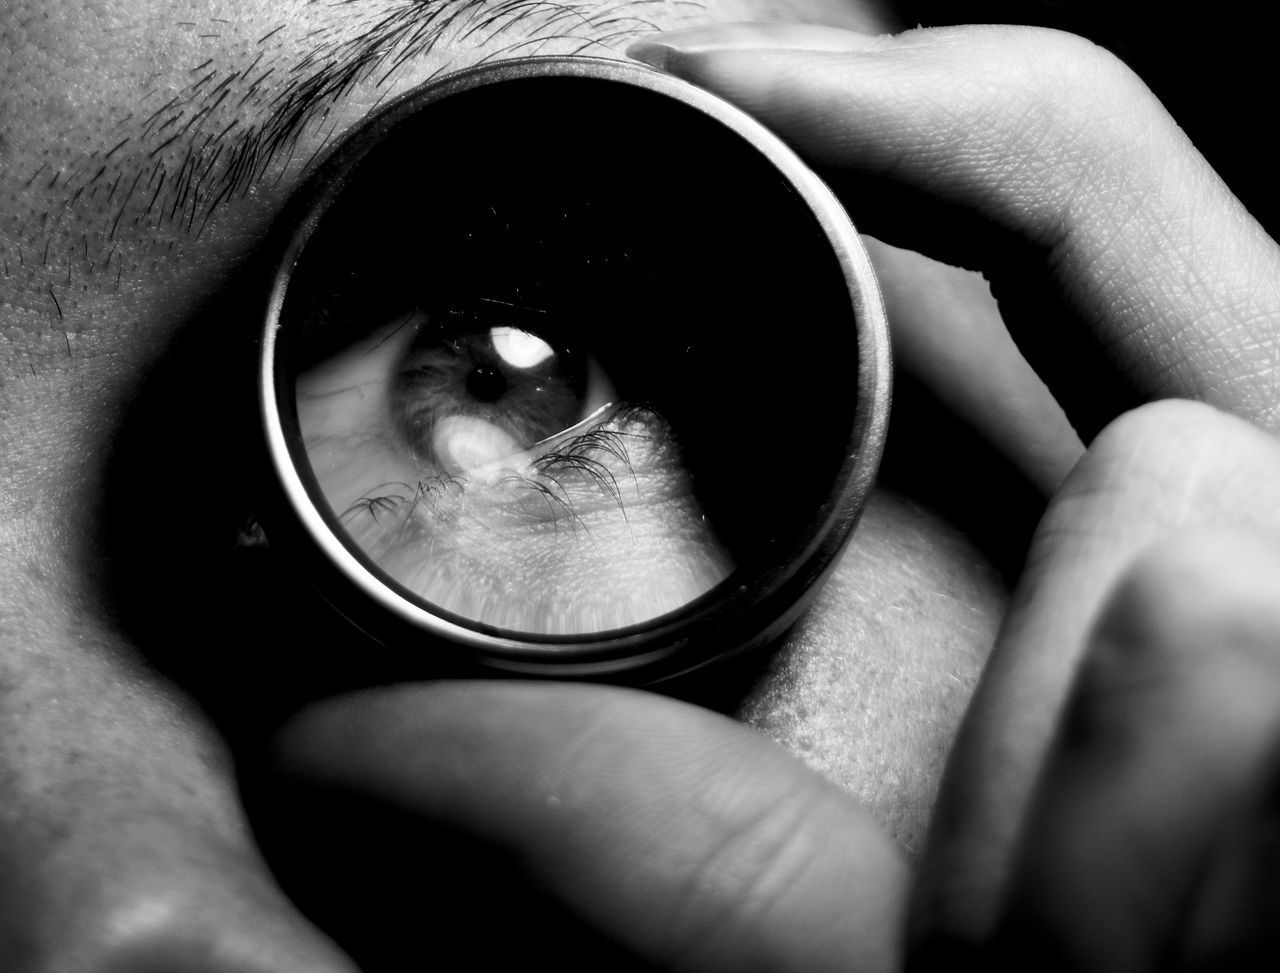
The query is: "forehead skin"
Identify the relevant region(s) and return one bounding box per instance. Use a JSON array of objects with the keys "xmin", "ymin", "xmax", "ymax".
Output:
[{"xmin": 0, "ymin": 0, "xmax": 998, "ymax": 885}]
